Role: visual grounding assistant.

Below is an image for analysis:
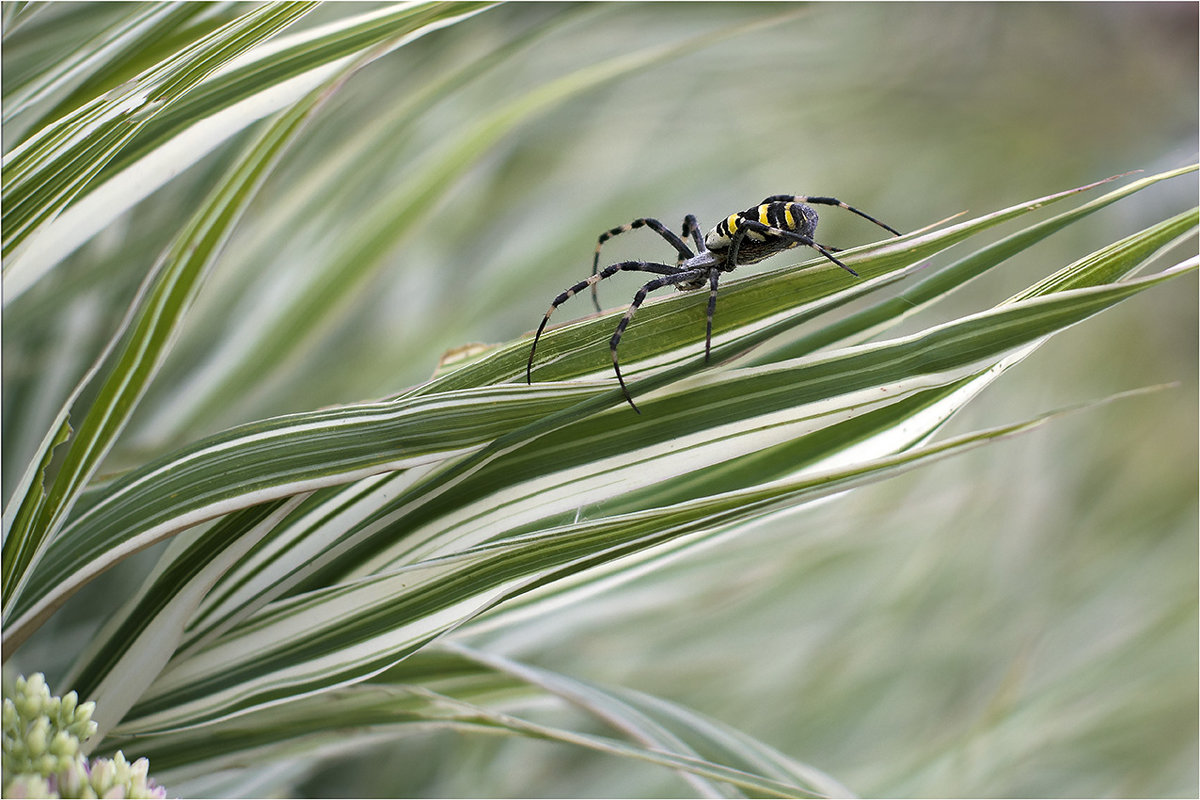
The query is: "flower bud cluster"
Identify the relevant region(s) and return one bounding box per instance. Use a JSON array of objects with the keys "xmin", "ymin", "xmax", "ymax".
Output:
[{"xmin": 2, "ymin": 674, "xmax": 168, "ymax": 799}]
